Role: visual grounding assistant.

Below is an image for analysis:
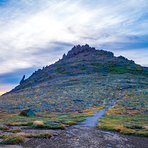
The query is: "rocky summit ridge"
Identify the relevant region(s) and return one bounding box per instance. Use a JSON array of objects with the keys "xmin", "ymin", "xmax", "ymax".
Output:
[{"xmin": 4, "ymin": 44, "xmax": 148, "ymax": 94}]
